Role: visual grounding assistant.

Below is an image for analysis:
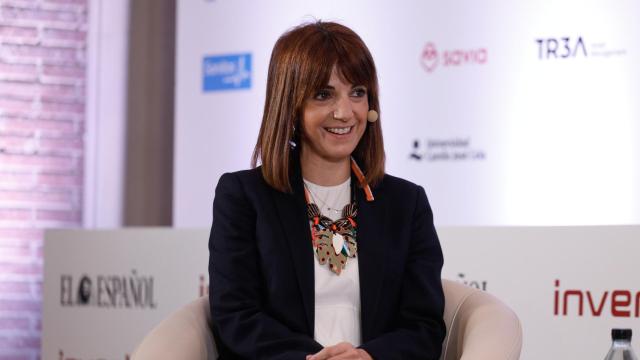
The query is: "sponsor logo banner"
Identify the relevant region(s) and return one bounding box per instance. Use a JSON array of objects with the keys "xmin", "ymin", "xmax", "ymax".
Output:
[
  {"xmin": 202, "ymin": 53, "xmax": 252, "ymax": 91},
  {"xmin": 535, "ymin": 36, "xmax": 627, "ymax": 60},
  {"xmin": 420, "ymin": 42, "xmax": 488, "ymax": 73},
  {"xmin": 59, "ymin": 270, "xmax": 157, "ymax": 309},
  {"xmin": 43, "ymin": 229, "xmax": 210, "ymax": 360},
  {"xmin": 409, "ymin": 137, "xmax": 486, "ymax": 162},
  {"xmin": 553, "ymin": 279, "xmax": 640, "ymax": 318},
  {"xmin": 440, "ymin": 226, "xmax": 640, "ymax": 359}
]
